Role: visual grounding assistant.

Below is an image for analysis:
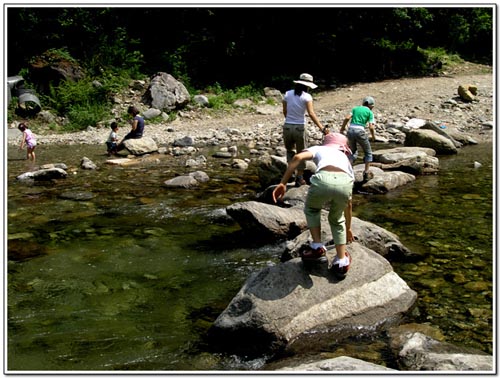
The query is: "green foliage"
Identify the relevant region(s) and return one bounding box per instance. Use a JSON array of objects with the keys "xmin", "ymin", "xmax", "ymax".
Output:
[
  {"xmin": 391, "ymin": 7, "xmax": 433, "ymax": 31},
  {"xmin": 448, "ymin": 13, "xmax": 471, "ymax": 48},
  {"xmin": 38, "ymin": 75, "xmax": 129, "ymax": 131},
  {"xmin": 66, "ymin": 103, "xmax": 109, "ymax": 131},
  {"xmin": 162, "ymin": 46, "xmax": 191, "ymax": 89},
  {"xmin": 205, "ymin": 83, "xmax": 262, "ymax": 109},
  {"xmin": 45, "ymin": 79, "xmax": 101, "ymax": 114},
  {"xmin": 419, "ymin": 47, "xmax": 464, "ymax": 66},
  {"xmin": 471, "ymin": 7, "xmax": 493, "ymax": 34},
  {"xmin": 372, "ymin": 37, "xmax": 415, "ymax": 52},
  {"xmin": 234, "ymin": 84, "xmax": 261, "ymax": 101},
  {"xmin": 17, "ymin": 68, "xmax": 29, "ymax": 78},
  {"xmin": 207, "ymin": 96, "xmax": 227, "ymax": 110},
  {"xmin": 87, "ymin": 27, "xmax": 144, "ymax": 78},
  {"xmin": 8, "ymin": 7, "xmax": 493, "ymax": 88},
  {"xmin": 31, "ymin": 47, "xmax": 77, "ymax": 65},
  {"xmin": 7, "ymin": 96, "xmax": 18, "ymax": 124},
  {"xmin": 165, "ymin": 112, "xmax": 177, "ymax": 123}
]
